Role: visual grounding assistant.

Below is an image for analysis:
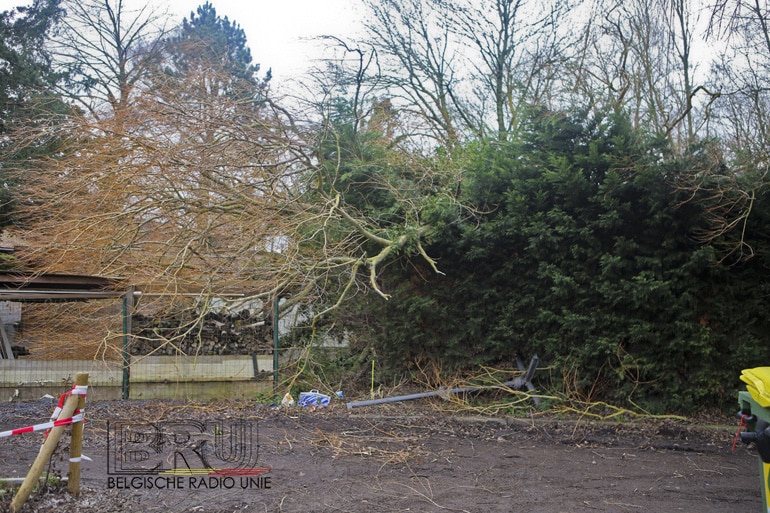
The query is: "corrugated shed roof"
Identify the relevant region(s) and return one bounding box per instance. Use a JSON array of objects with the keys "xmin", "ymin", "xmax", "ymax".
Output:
[{"xmin": 0, "ymin": 273, "xmax": 126, "ymax": 301}]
